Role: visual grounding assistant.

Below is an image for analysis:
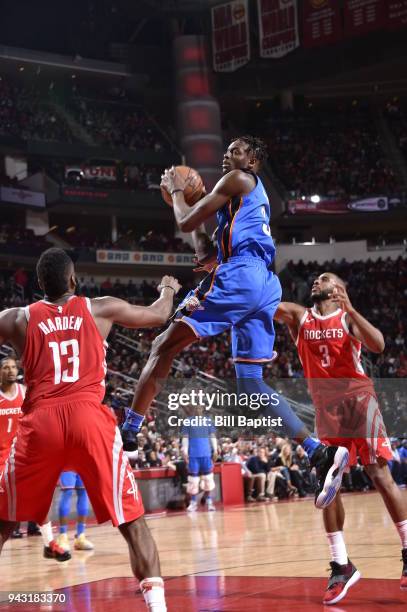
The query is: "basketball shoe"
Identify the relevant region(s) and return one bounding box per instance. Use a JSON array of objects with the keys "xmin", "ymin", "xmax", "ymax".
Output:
[
  {"xmin": 43, "ymin": 539, "xmax": 71, "ymax": 562},
  {"xmin": 401, "ymin": 548, "xmax": 407, "ymax": 590},
  {"xmin": 187, "ymin": 500, "xmax": 198, "ymax": 512},
  {"xmin": 56, "ymin": 533, "xmax": 70, "ymax": 552},
  {"xmin": 74, "ymin": 533, "xmax": 94, "ymax": 550},
  {"xmin": 323, "ymin": 558, "xmax": 361, "ymax": 605},
  {"xmin": 206, "ymin": 499, "xmax": 216, "ymax": 512},
  {"xmin": 311, "ymin": 445, "xmax": 349, "ymax": 509}
]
